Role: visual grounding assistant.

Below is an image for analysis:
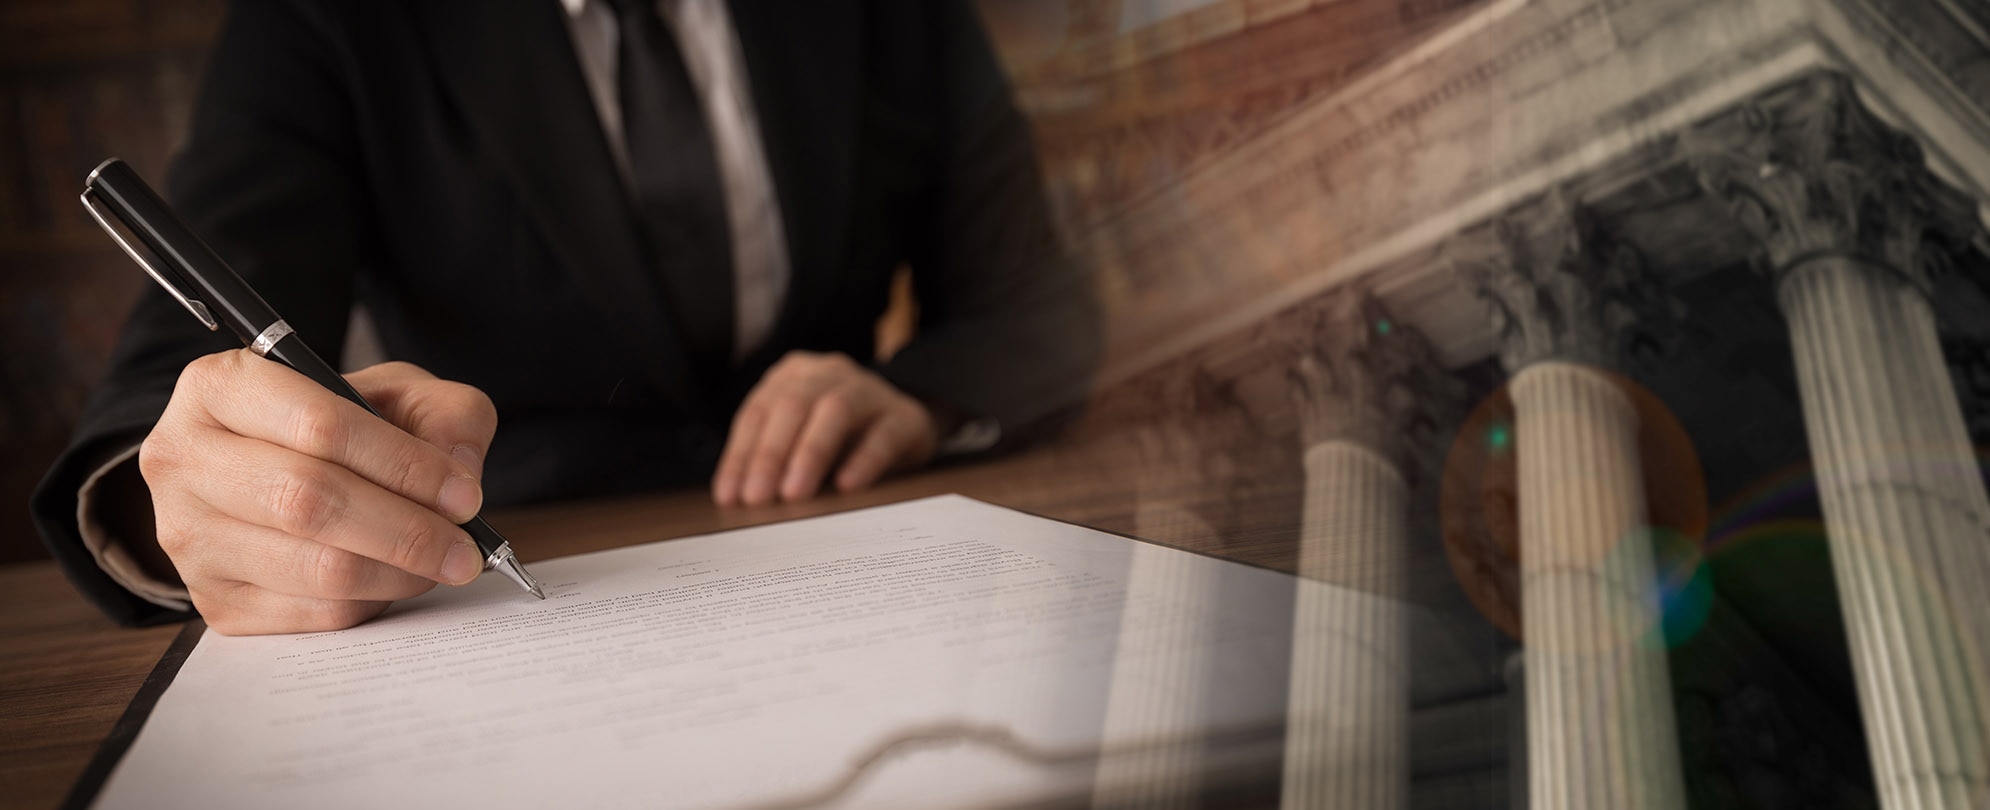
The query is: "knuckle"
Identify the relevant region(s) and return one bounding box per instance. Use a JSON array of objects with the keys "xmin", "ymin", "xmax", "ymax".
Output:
[
  {"xmin": 310, "ymin": 547, "xmax": 369, "ymax": 596},
  {"xmin": 816, "ymin": 390, "xmax": 853, "ymax": 418},
  {"xmin": 286, "ymin": 399, "xmax": 350, "ymax": 459},
  {"xmin": 448, "ymin": 382, "xmax": 498, "ymax": 423},
  {"xmin": 386, "ymin": 512, "xmax": 446, "ymax": 574},
  {"xmin": 170, "ymin": 356, "xmax": 231, "ymax": 413},
  {"xmin": 154, "ymin": 520, "xmax": 194, "ymax": 557},
  {"xmin": 380, "ymin": 442, "xmax": 435, "ymax": 502},
  {"xmin": 180, "ymin": 351, "xmax": 230, "ymax": 388},
  {"xmin": 430, "ymin": 384, "xmax": 499, "ymax": 438},
  {"xmin": 386, "ymin": 464, "xmax": 424, "ymax": 505},
  {"xmin": 137, "ymin": 432, "xmax": 179, "ymax": 480},
  {"xmin": 269, "ymin": 464, "xmax": 343, "ymax": 540}
]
